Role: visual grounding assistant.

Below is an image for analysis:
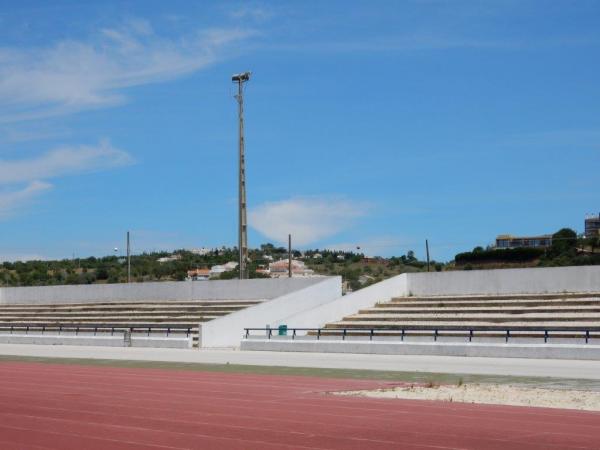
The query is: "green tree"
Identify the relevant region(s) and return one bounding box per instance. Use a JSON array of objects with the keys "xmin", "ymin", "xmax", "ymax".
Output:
[{"xmin": 549, "ymin": 228, "xmax": 577, "ymax": 257}]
